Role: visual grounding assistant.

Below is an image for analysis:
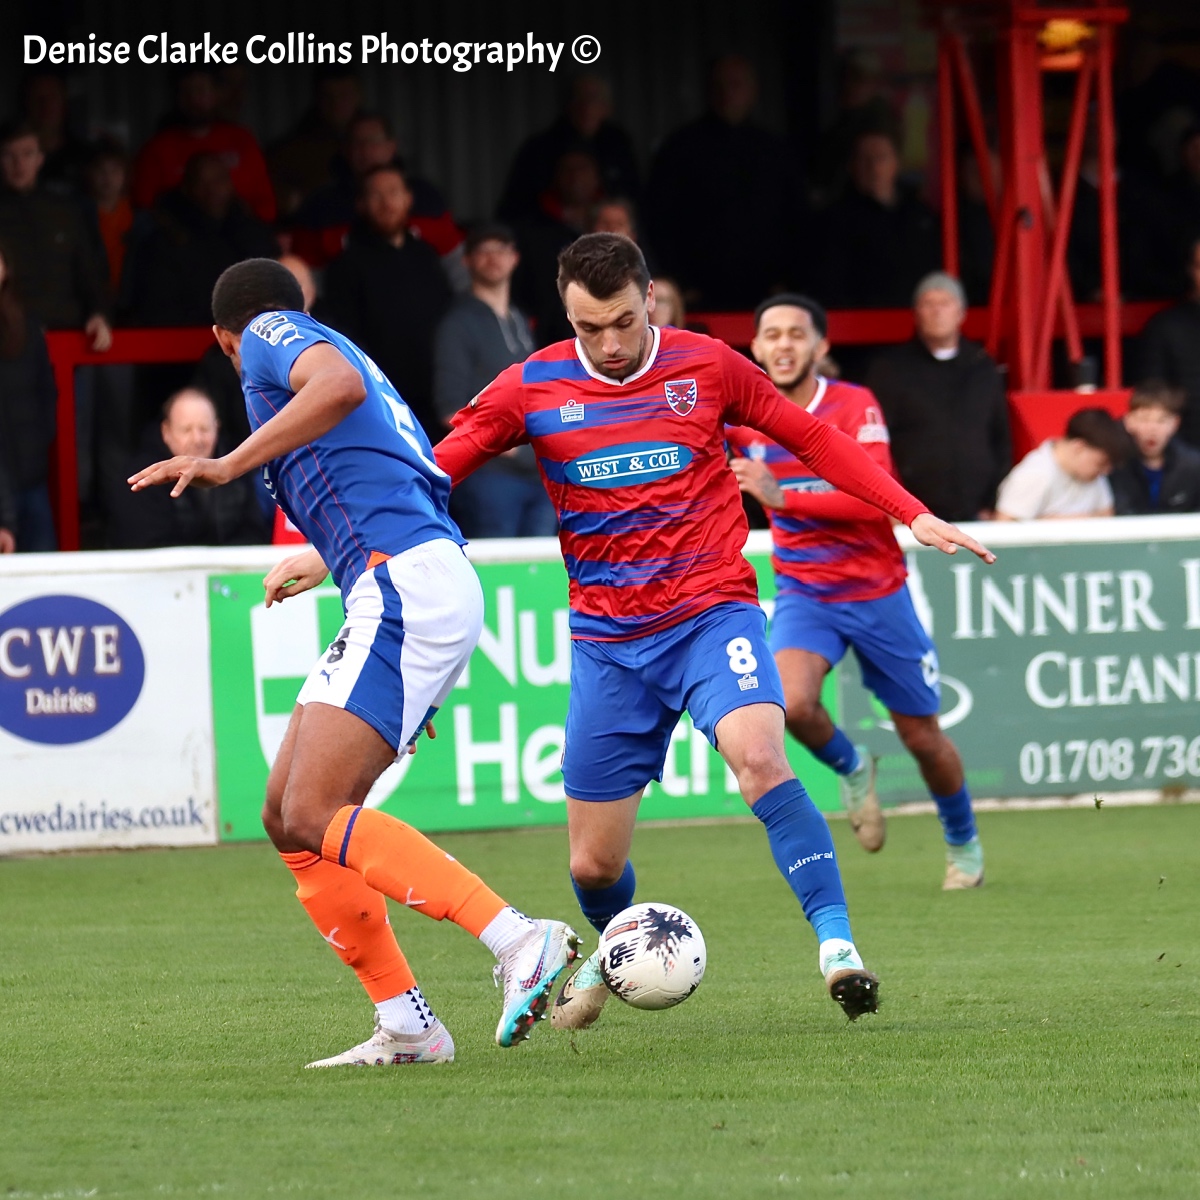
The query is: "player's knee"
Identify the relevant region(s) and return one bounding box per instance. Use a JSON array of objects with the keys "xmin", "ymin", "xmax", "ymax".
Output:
[
  {"xmin": 897, "ymin": 718, "xmax": 943, "ymax": 761},
  {"xmin": 570, "ymin": 848, "xmax": 625, "ymax": 891},
  {"xmin": 732, "ymin": 740, "xmax": 792, "ymax": 797},
  {"xmin": 278, "ymin": 799, "xmax": 328, "ymax": 856},
  {"xmin": 784, "ymin": 694, "xmax": 822, "ymax": 732}
]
